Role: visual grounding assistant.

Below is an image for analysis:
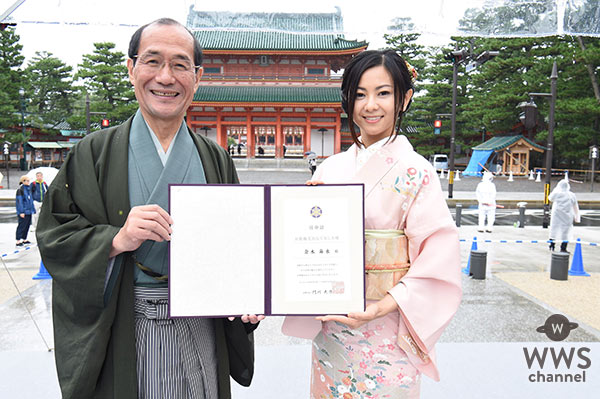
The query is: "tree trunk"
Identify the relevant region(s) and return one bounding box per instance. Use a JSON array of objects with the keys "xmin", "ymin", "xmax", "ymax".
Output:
[{"xmin": 577, "ymin": 36, "xmax": 600, "ymax": 104}]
